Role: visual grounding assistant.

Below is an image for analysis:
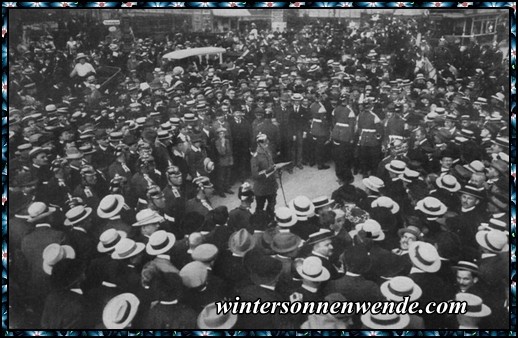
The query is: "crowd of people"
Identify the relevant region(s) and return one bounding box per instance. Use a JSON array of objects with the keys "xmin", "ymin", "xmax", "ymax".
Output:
[{"xmin": 8, "ymin": 13, "xmax": 510, "ymax": 330}]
